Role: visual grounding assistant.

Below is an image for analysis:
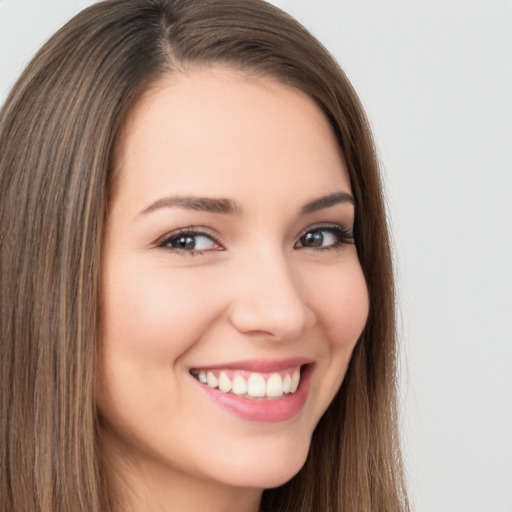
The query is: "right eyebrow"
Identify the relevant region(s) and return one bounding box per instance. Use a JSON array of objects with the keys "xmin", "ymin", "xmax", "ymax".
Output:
[{"xmin": 137, "ymin": 195, "xmax": 239, "ymax": 217}]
